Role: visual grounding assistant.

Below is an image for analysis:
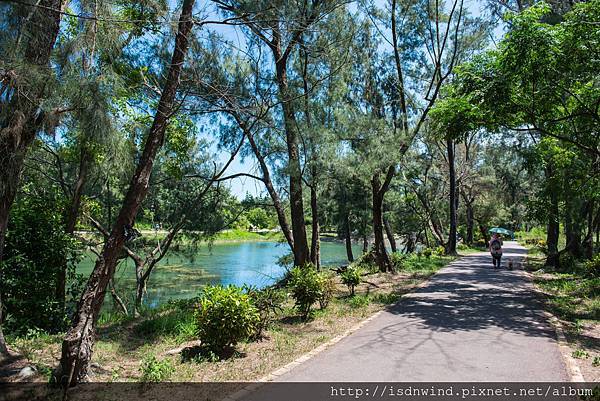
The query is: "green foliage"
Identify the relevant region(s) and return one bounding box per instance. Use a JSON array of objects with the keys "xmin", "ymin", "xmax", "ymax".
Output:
[
  {"xmin": 243, "ymin": 285, "xmax": 285, "ymax": 338},
  {"xmin": 195, "ymin": 285, "xmax": 259, "ymax": 352},
  {"xmin": 584, "ymin": 255, "xmax": 600, "ymax": 278},
  {"xmin": 318, "ymin": 274, "xmax": 336, "ymax": 310},
  {"xmin": 139, "ymin": 354, "xmax": 175, "ymax": 382},
  {"xmin": 350, "ymin": 252, "xmax": 378, "ymax": 274},
  {"xmin": 288, "ymin": 265, "xmax": 327, "ymax": 319},
  {"xmin": 389, "ymin": 252, "xmax": 407, "ymax": 271},
  {"xmin": 340, "ymin": 266, "xmax": 362, "ymax": 296},
  {"xmin": 434, "ymin": 246, "xmax": 446, "ymax": 257},
  {"xmin": 2, "ymin": 189, "xmax": 82, "ymax": 334},
  {"xmin": 246, "ymin": 208, "xmax": 273, "ymax": 230},
  {"xmin": 134, "ymin": 301, "xmax": 197, "ymax": 343},
  {"xmin": 347, "ymin": 295, "xmax": 370, "ymax": 308},
  {"xmin": 572, "ymin": 349, "xmax": 589, "ymax": 360},
  {"xmin": 559, "ymin": 252, "xmax": 577, "ymax": 272},
  {"xmin": 422, "ymin": 248, "xmax": 432, "ymax": 258}
]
